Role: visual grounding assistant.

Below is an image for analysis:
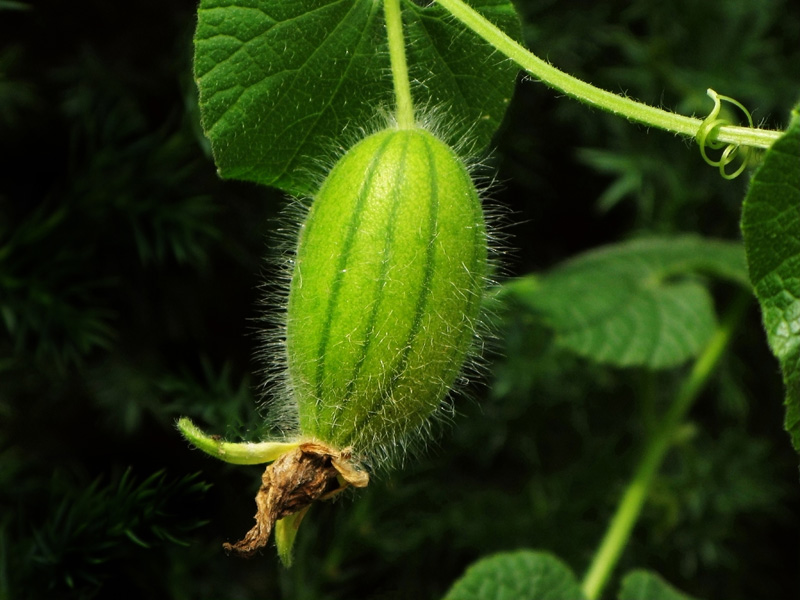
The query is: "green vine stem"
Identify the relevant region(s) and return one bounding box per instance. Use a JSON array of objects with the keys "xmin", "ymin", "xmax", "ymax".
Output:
[
  {"xmin": 580, "ymin": 290, "xmax": 752, "ymax": 600},
  {"xmin": 385, "ymin": 0, "xmax": 415, "ymax": 128},
  {"xmin": 435, "ymin": 0, "xmax": 782, "ymax": 150}
]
